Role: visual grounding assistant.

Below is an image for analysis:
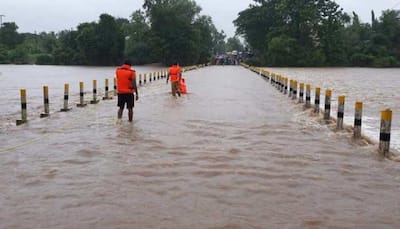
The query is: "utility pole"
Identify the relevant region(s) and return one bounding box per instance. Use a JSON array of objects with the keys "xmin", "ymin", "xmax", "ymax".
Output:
[{"xmin": 0, "ymin": 15, "xmax": 5, "ymax": 28}]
